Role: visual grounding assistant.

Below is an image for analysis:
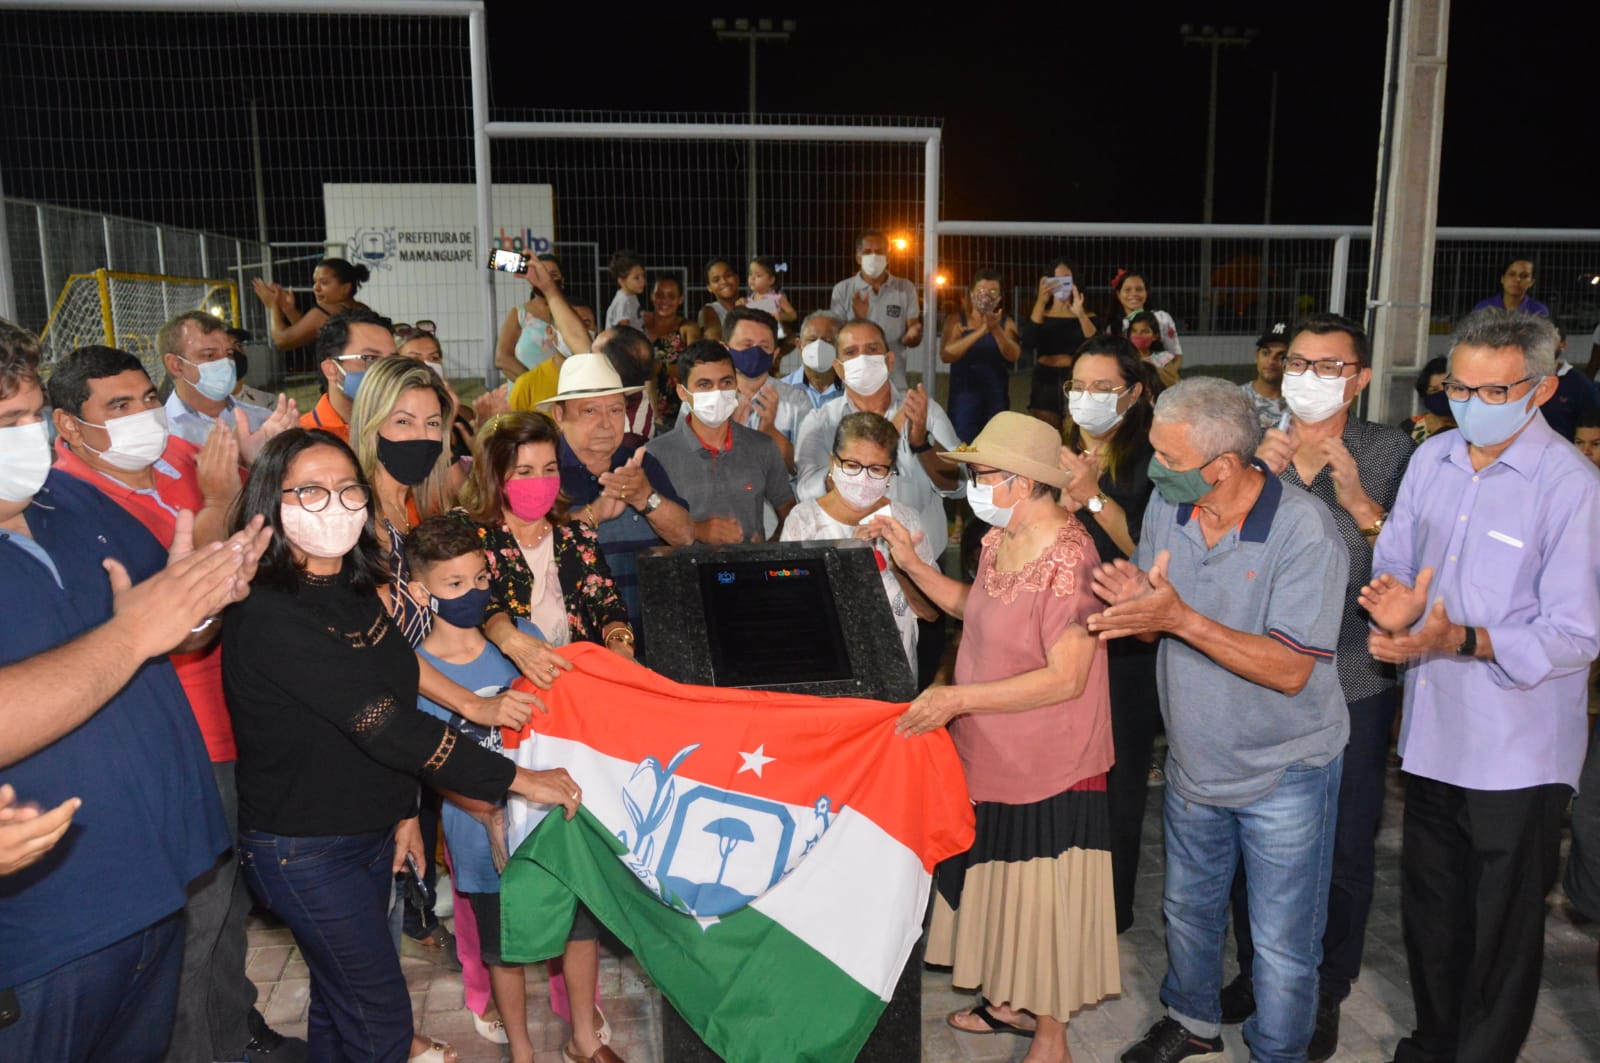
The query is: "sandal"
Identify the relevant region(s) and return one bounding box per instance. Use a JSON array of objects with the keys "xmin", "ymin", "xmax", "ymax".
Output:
[
  {"xmin": 563, "ymin": 1042, "xmax": 625, "ymax": 1063},
  {"xmin": 408, "ymin": 1036, "xmax": 459, "ymax": 1062},
  {"xmin": 473, "ymin": 1011, "xmax": 509, "ymax": 1045},
  {"xmin": 946, "ymin": 1003, "xmax": 1037, "ymax": 1038},
  {"xmin": 595, "ymin": 1005, "xmax": 613, "ymax": 1046}
]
